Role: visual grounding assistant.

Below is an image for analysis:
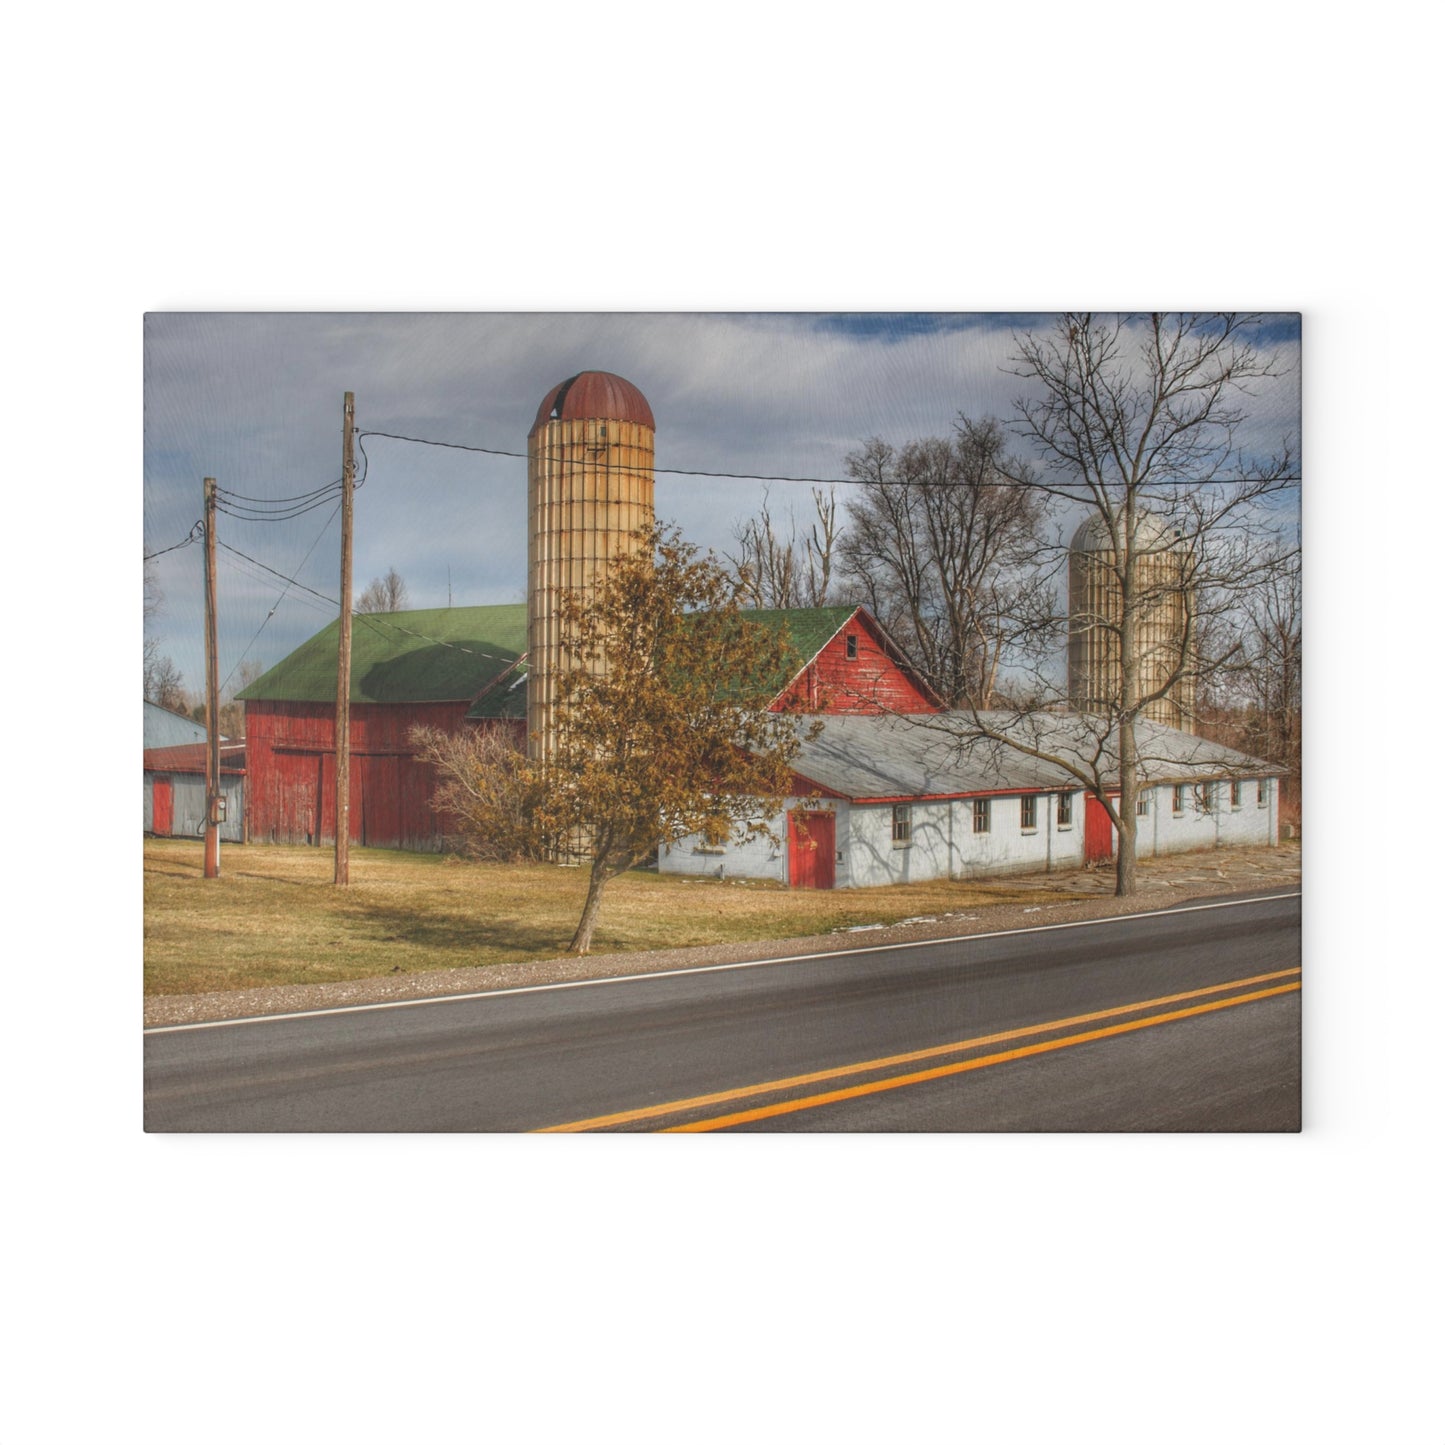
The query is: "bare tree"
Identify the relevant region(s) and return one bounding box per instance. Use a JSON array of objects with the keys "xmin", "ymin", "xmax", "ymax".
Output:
[
  {"xmin": 838, "ymin": 418, "xmax": 1052, "ymax": 708},
  {"xmin": 929, "ymin": 313, "xmax": 1297, "ymax": 896},
  {"xmin": 217, "ymin": 659, "xmax": 264, "ymax": 740},
  {"xmin": 143, "ymin": 551, "xmax": 187, "ymax": 709},
  {"xmin": 1198, "ymin": 544, "xmax": 1302, "ymax": 825},
  {"xmin": 727, "ymin": 488, "xmax": 841, "ymax": 609},
  {"xmin": 145, "ymin": 655, "xmax": 187, "ymax": 712},
  {"xmin": 356, "ymin": 567, "xmax": 410, "ymax": 614}
]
